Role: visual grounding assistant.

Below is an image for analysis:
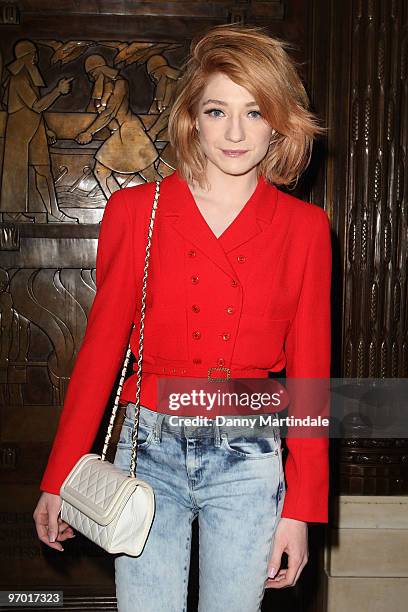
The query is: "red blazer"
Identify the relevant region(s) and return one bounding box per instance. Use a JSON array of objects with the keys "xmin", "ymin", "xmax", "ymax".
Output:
[{"xmin": 40, "ymin": 170, "xmax": 332, "ymax": 523}]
